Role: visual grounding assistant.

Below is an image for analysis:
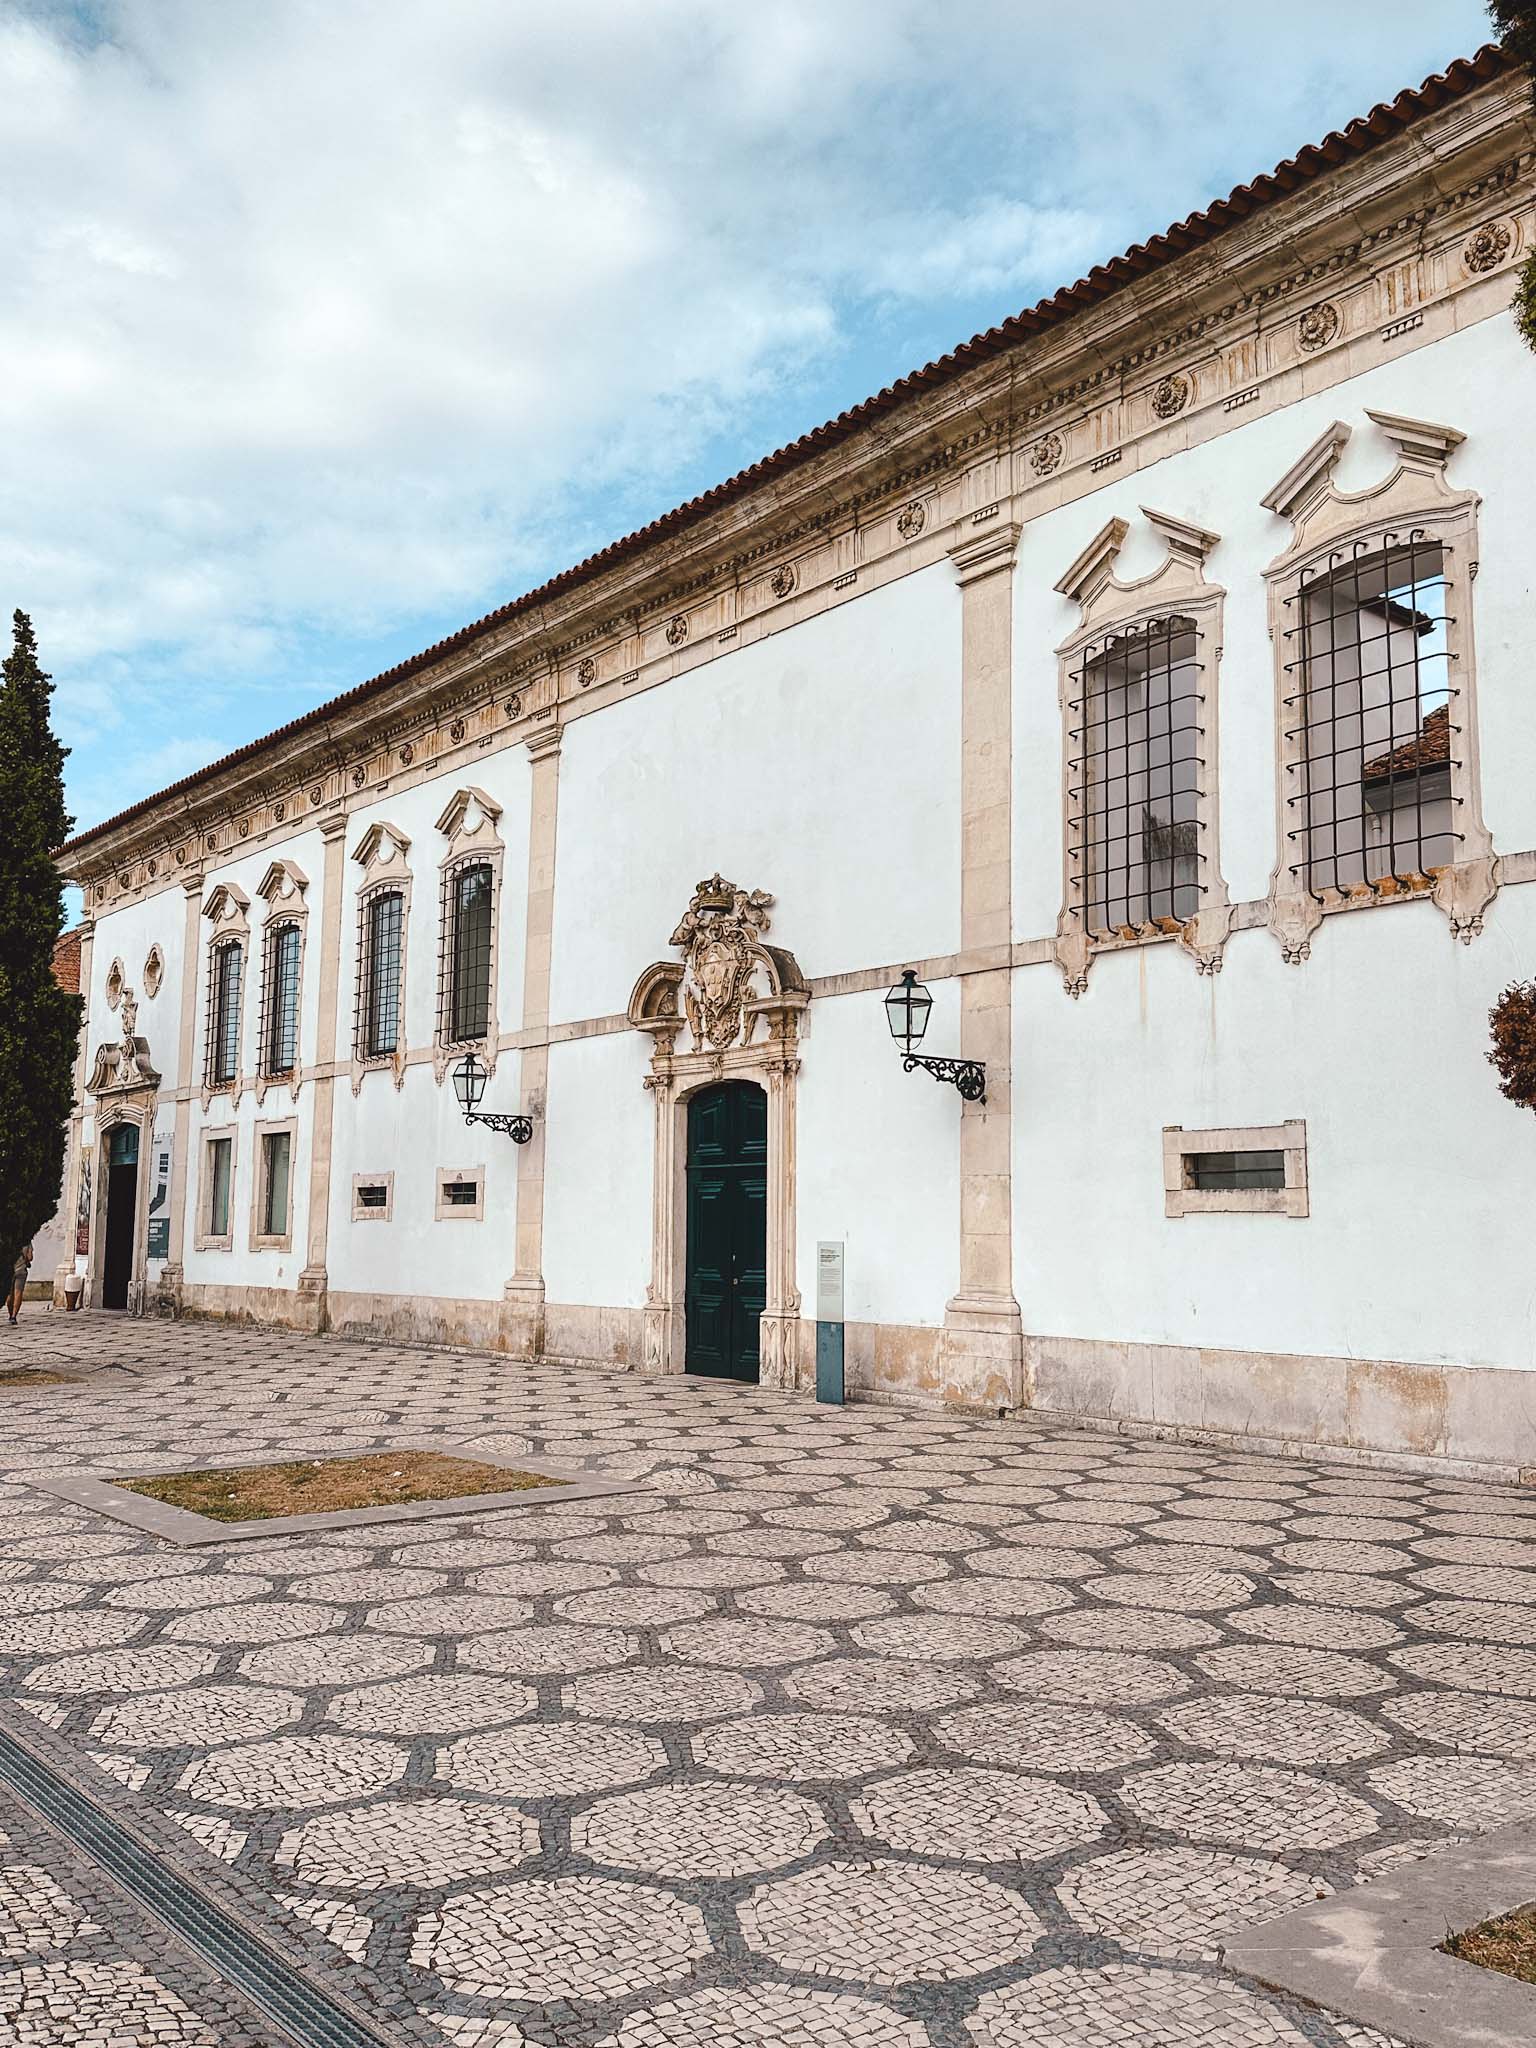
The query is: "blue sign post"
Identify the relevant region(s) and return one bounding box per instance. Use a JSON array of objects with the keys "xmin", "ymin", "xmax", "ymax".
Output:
[{"xmin": 815, "ymin": 1240, "xmax": 845, "ymax": 1405}]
